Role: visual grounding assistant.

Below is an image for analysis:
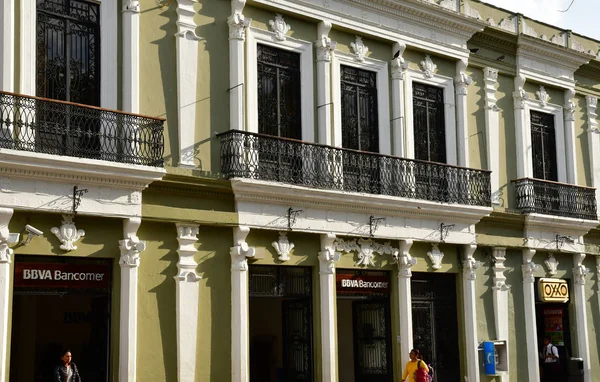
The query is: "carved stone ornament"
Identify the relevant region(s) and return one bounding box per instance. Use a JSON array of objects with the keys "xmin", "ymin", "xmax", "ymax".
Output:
[
  {"xmin": 175, "ymin": 0, "xmax": 200, "ymax": 40},
  {"xmin": 455, "ymin": 59, "xmax": 472, "ymax": 95},
  {"xmin": 536, "ymin": 86, "xmax": 550, "ymax": 107},
  {"xmin": 571, "ymin": 38, "xmax": 585, "ymax": 53},
  {"xmin": 390, "ymin": 41, "xmax": 408, "ymax": 80},
  {"xmin": 272, "ymin": 231, "xmax": 294, "ymax": 262},
  {"xmin": 122, "ymin": 0, "xmax": 139, "ymax": 12},
  {"xmin": 227, "ymin": 12, "xmax": 251, "ymax": 41},
  {"xmin": 350, "ymin": 36, "xmax": 369, "ymax": 62},
  {"xmin": 0, "ymin": 242, "xmax": 12, "ymax": 263},
  {"xmin": 573, "ymin": 253, "xmax": 589, "ymax": 285},
  {"xmin": 586, "ymin": 95, "xmax": 598, "ymax": 133},
  {"xmin": 551, "ymin": 34, "xmax": 565, "ymax": 46},
  {"xmin": 544, "ymin": 254, "xmax": 559, "ymax": 276},
  {"xmin": 51, "ymin": 215, "xmax": 85, "ymax": 252},
  {"xmin": 427, "ymin": 243, "xmax": 444, "ymax": 270},
  {"xmin": 498, "ymin": 17, "xmax": 516, "ymax": 33},
  {"xmin": 522, "ymin": 20, "xmax": 538, "ymax": 38},
  {"xmin": 230, "ymin": 226, "xmax": 256, "ymax": 271},
  {"xmin": 393, "ymin": 240, "xmax": 416, "ymax": 278},
  {"xmin": 269, "ymin": 14, "xmax": 291, "ymax": 41},
  {"xmin": 175, "ymin": 224, "xmax": 201, "ymax": 282},
  {"xmin": 316, "ymin": 21, "xmax": 336, "ymax": 62},
  {"xmin": 462, "ymin": 256, "xmax": 480, "ymax": 280},
  {"xmin": 335, "ymin": 237, "xmax": 393, "ymax": 267},
  {"xmin": 492, "ymin": 248, "xmax": 509, "ymax": 291},
  {"xmin": 564, "ymin": 88, "xmax": 576, "ymax": 120},
  {"xmin": 119, "ymin": 218, "xmax": 146, "ymax": 268},
  {"xmin": 420, "ymin": 55, "xmax": 437, "ymax": 78},
  {"xmin": 513, "ymin": 74, "xmax": 529, "ymax": 109},
  {"xmin": 0, "ymin": 207, "xmax": 14, "ymax": 262},
  {"xmin": 318, "ymin": 248, "xmax": 341, "ymax": 274},
  {"xmin": 483, "ymin": 67, "xmax": 500, "ymax": 112},
  {"xmin": 522, "ymin": 249, "xmax": 539, "ymax": 283}
]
